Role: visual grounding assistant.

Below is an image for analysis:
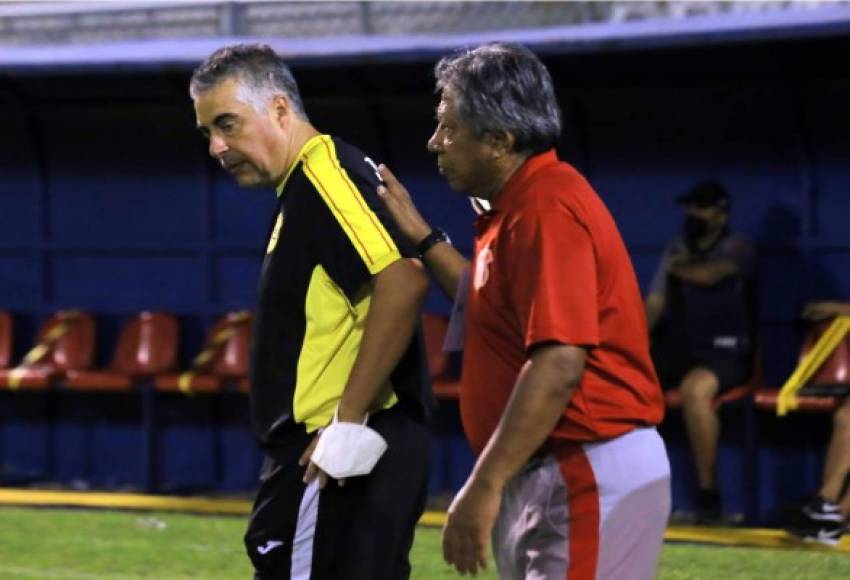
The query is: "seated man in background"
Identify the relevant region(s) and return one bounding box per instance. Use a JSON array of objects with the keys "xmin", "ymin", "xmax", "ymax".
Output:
[
  {"xmin": 645, "ymin": 181, "xmax": 757, "ymax": 523},
  {"xmin": 789, "ymin": 301, "xmax": 850, "ymax": 545}
]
